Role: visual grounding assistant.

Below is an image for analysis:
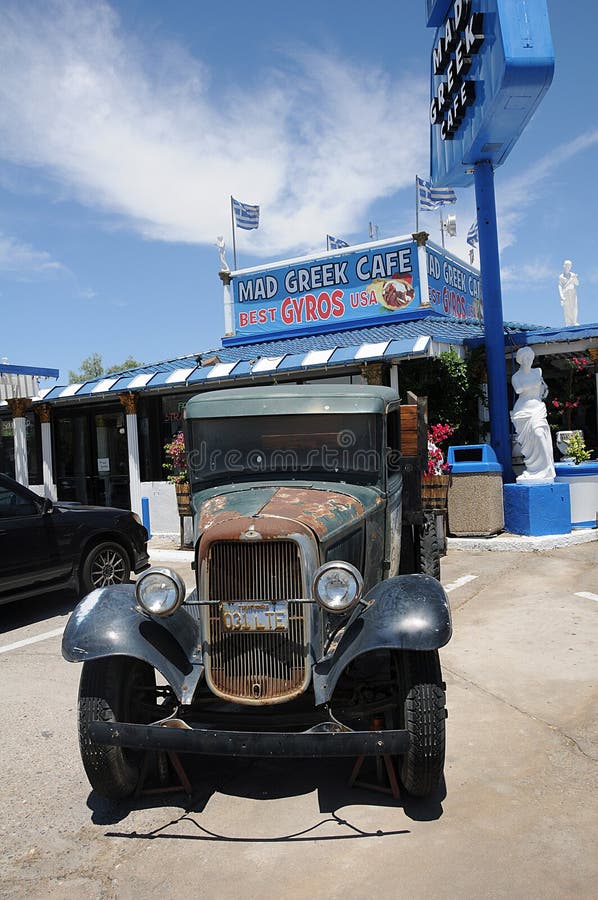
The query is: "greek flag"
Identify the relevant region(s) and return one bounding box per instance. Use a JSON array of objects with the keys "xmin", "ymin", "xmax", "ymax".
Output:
[
  {"xmin": 232, "ymin": 198, "xmax": 260, "ymax": 230},
  {"xmin": 327, "ymin": 235, "xmax": 349, "ymax": 250},
  {"xmin": 417, "ymin": 176, "xmax": 457, "ymax": 210},
  {"xmin": 467, "ymin": 220, "xmax": 479, "ymax": 246}
]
